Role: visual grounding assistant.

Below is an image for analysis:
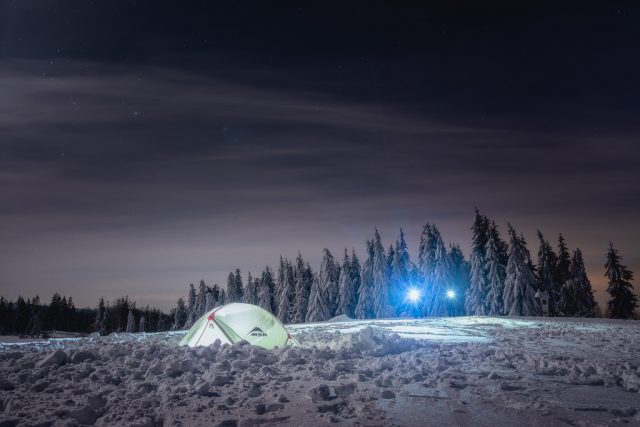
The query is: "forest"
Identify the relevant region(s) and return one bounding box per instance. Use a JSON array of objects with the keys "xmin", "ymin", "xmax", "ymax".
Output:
[
  {"xmin": 168, "ymin": 210, "xmax": 638, "ymax": 333},
  {"xmin": 1, "ymin": 210, "xmax": 637, "ymax": 337}
]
